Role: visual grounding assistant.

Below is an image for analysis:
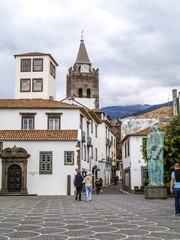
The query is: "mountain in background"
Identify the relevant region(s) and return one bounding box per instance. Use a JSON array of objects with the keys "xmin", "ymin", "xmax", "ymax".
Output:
[{"xmin": 100, "ymin": 101, "xmax": 173, "ymax": 120}]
